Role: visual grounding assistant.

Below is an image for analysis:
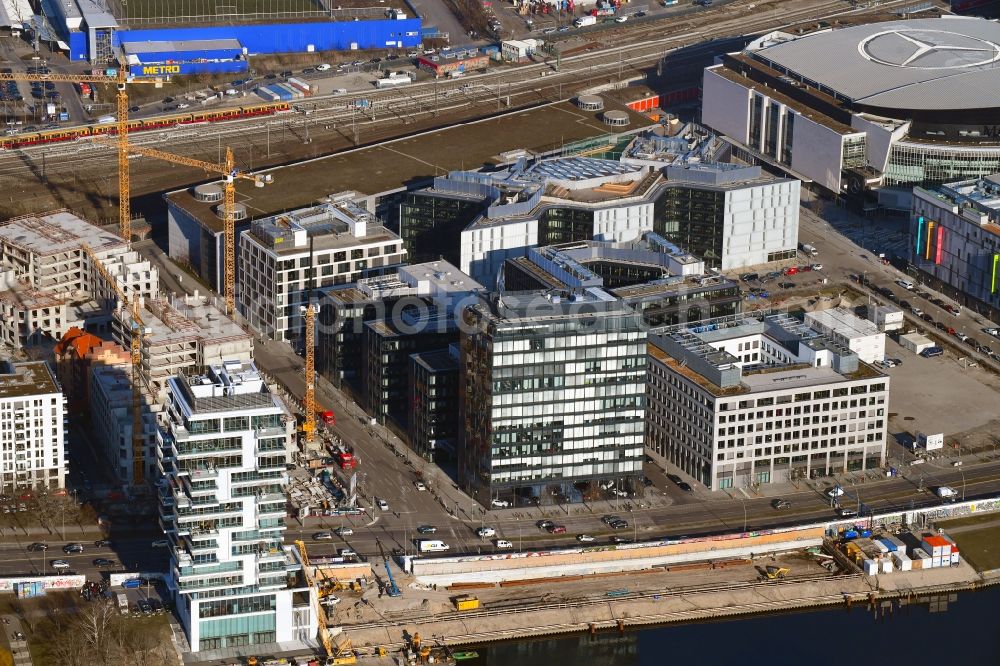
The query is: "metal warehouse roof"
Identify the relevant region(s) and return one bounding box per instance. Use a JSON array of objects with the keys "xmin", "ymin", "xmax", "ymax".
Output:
[
  {"xmin": 749, "ymin": 16, "xmax": 1000, "ymax": 112},
  {"xmin": 75, "ymin": 0, "xmax": 118, "ymax": 28},
  {"xmin": 123, "ymin": 38, "xmax": 243, "ymax": 54},
  {"xmin": 0, "ymin": 0, "xmax": 32, "ymax": 28}
]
